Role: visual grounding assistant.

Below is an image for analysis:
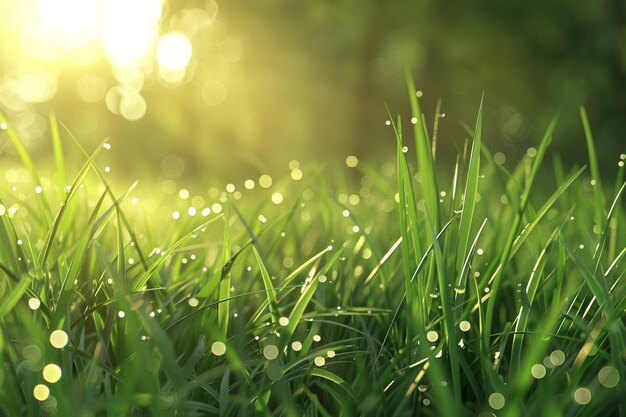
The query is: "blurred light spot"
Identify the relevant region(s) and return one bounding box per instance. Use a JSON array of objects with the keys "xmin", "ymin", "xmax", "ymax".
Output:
[
  {"xmin": 488, "ymin": 392, "xmax": 505, "ymax": 410},
  {"xmin": 259, "ymin": 175, "xmax": 272, "ymax": 188},
  {"xmin": 172, "ymin": 211, "xmax": 180, "ymax": 220},
  {"xmin": 531, "ymin": 364, "xmax": 546, "ymax": 379},
  {"xmin": 290, "ymin": 169, "xmax": 303, "ymax": 181},
  {"xmin": 573, "ymin": 387, "xmax": 591, "ymax": 405},
  {"xmin": 494, "ymin": 152, "xmax": 506, "ymax": 165},
  {"xmin": 272, "ymin": 192, "xmax": 283, "ymax": 204},
  {"xmin": 598, "ymin": 366, "xmax": 620, "ymax": 388},
  {"xmin": 161, "ymin": 155, "xmax": 185, "ymax": 178},
  {"xmin": 211, "ymin": 341, "xmax": 226, "ymax": 356},
  {"xmin": 327, "ymin": 350, "xmax": 336, "ymax": 358},
  {"xmin": 28, "ymin": 298, "xmax": 41, "ymax": 310},
  {"xmin": 119, "ymin": 91, "xmax": 147, "ymax": 121},
  {"xmin": 426, "ymin": 330, "xmax": 438, "ymax": 343},
  {"xmin": 291, "ymin": 341, "xmax": 302, "ymax": 351},
  {"xmin": 157, "ymin": 32, "xmax": 192, "ymax": 72},
  {"xmin": 201, "ymin": 81, "xmax": 227, "ymax": 106},
  {"xmin": 346, "ymin": 155, "xmax": 358, "ymax": 168},
  {"xmin": 118, "ymin": 311, "xmax": 125, "ymax": 318},
  {"xmin": 312, "ymin": 334, "xmax": 321, "ymax": 342},
  {"xmin": 527, "ymin": 147, "xmax": 537, "ymax": 157},
  {"xmin": 279, "ymin": 316, "xmax": 289, "ymax": 326},
  {"xmin": 49, "ymin": 330, "xmax": 68, "ymax": 349},
  {"xmin": 211, "ymin": 203, "xmax": 222, "ymax": 213},
  {"xmin": 33, "ymin": 384, "xmax": 49, "ymax": 401},
  {"xmin": 263, "ymin": 345, "xmax": 279, "ymax": 360},
  {"xmin": 218, "ymin": 37, "xmax": 243, "ymax": 62},
  {"xmin": 23, "ymin": 345, "xmax": 42, "ymax": 361},
  {"xmin": 549, "ymin": 350, "xmax": 565, "ymax": 366},
  {"xmin": 459, "ymin": 321, "xmax": 471, "ymax": 332},
  {"xmin": 42, "ymin": 364, "xmax": 62, "ymax": 383},
  {"xmin": 244, "ymin": 179, "xmax": 255, "ymax": 190},
  {"xmin": 102, "ymin": 0, "xmax": 162, "ymax": 68},
  {"xmin": 77, "ymin": 75, "xmax": 108, "ymax": 103},
  {"xmin": 266, "ymin": 364, "xmax": 283, "ymax": 381},
  {"xmin": 14, "ymin": 72, "xmax": 57, "ymax": 103},
  {"xmin": 188, "ymin": 297, "xmax": 199, "ymax": 307},
  {"xmin": 314, "ymin": 356, "xmax": 325, "ymax": 366}
]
